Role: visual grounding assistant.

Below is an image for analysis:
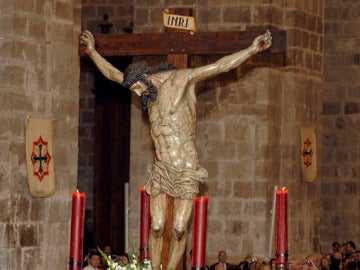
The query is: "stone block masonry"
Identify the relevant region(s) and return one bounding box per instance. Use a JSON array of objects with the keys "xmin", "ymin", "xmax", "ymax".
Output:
[
  {"xmin": 321, "ymin": 0, "xmax": 360, "ymax": 246},
  {"xmin": 0, "ymin": 0, "xmax": 81, "ymax": 269}
]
